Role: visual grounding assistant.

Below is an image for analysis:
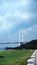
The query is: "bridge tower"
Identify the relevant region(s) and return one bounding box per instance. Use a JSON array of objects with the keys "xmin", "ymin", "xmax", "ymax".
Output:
[{"xmin": 19, "ymin": 32, "xmax": 23, "ymax": 46}]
